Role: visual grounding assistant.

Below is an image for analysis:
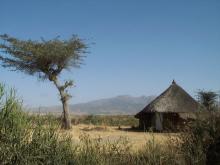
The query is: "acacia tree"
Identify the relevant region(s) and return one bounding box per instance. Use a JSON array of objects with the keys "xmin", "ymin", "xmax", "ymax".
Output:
[{"xmin": 0, "ymin": 34, "xmax": 87, "ymax": 129}]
